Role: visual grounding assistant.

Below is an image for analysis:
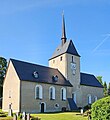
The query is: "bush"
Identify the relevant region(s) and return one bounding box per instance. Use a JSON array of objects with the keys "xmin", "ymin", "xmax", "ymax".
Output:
[
  {"xmin": 62, "ymin": 107, "xmax": 66, "ymax": 112},
  {"xmin": 0, "ymin": 111, "xmax": 7, "ymax": 117},
  {"xmin": 0, "ymin": 114, "xmax": 7, "ymax": 117},
  {"xmin": 91, "ymin": 96, "xmax": 110, "ymax": 120},
  {"xmin": 84, "ymin": 104, "xmax": 91, "ymax": 111}
]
